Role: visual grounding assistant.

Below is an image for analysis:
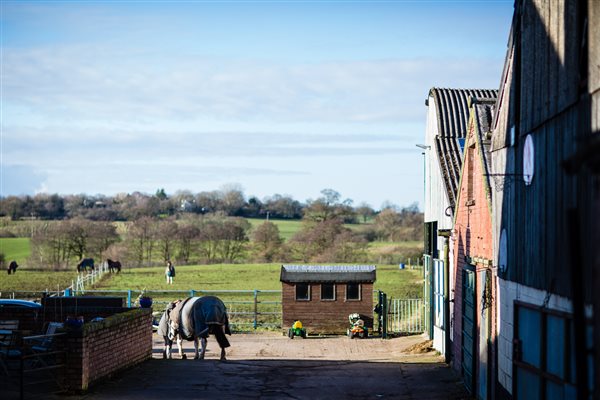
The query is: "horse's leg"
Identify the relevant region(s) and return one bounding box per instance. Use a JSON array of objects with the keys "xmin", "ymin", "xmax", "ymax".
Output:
[
  {"xmin": 163, "ymin": 336, "xmax": 171, "ymax": 359},
  {"xmin": 220, "ymin": 326, "xmax": 227, "ymax": 361},
  {"xmin": 177, "ymin": 336, "xmax": 186, "ymax": 359},
  {"xmin": 193, "ymin": 337, "xmax": 200, "ymax": 359},
  {"xmin": 198, "ymin": 337, "xmax": 207, "ymax": 360}
]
